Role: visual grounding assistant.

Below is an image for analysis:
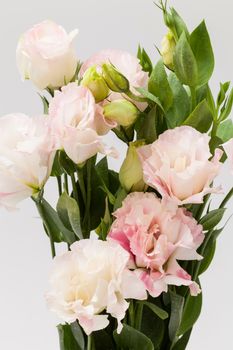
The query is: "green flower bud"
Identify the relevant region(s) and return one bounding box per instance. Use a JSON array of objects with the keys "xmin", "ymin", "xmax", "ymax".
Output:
[
  {"xmin": 81, "ymin": 66, "xmax": 109, "ymax": 102},
  {"xmin": 102, "ymin": 63, "xmax": 129, "ymax": 93},
  {"xmin": 161, "ymin": 31, "xmax": 176, "ymax": 70},
  {"xmin": 103, "ymin": 99, "xmax": 139, "ymax": 127},
  {"xmin": 119, "ymin": 141, "xmax": 146, "ymax": 192}
]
